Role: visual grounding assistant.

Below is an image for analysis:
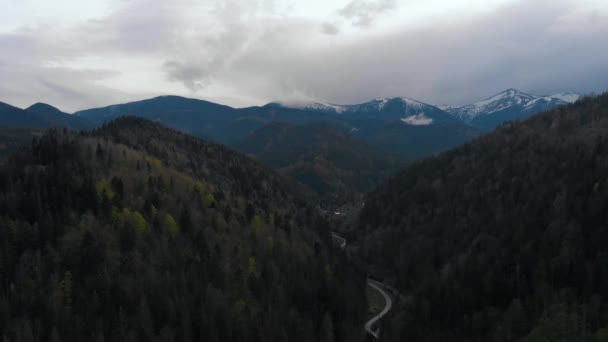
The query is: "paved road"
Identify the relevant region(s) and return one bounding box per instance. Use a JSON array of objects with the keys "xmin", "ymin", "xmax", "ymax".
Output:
[
  {"xmin": 330, "ymin": 233, "xmax": 393, "ymax": 339},
  {"xmin": 365, "ymin": 279, "xmax": 393, "ymax": 339},
  {"xmin": 331, "ymin": 232, "xmax": 347, "ymax": 249}
]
